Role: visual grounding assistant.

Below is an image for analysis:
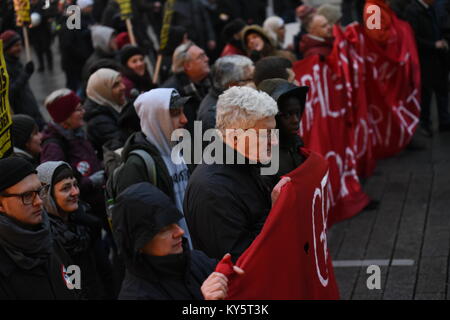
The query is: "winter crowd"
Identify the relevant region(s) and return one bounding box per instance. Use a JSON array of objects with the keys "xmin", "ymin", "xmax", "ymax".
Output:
[{"xmin": 0, "ymin": 0, "xmax": 449, "ymax": 300}]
